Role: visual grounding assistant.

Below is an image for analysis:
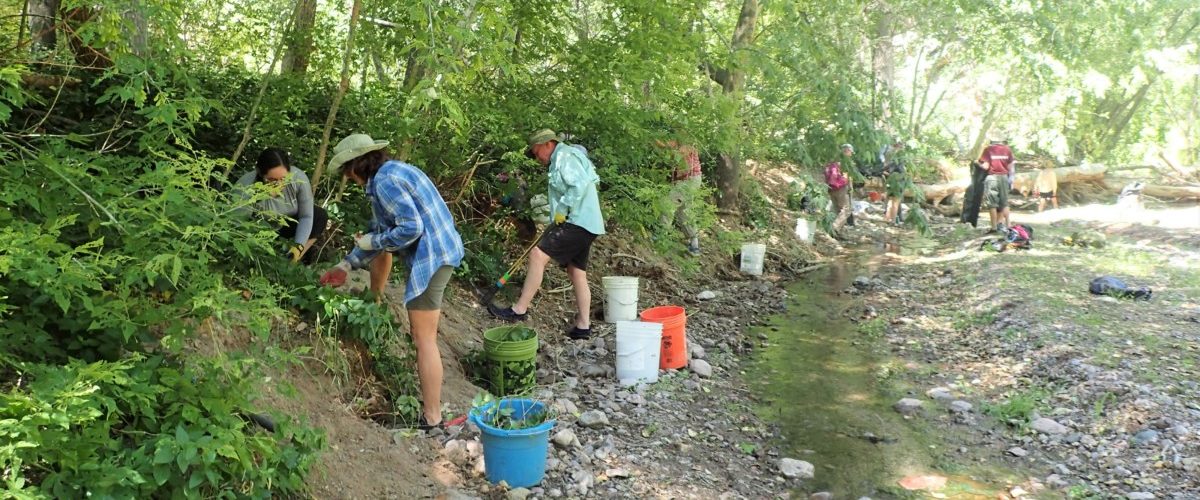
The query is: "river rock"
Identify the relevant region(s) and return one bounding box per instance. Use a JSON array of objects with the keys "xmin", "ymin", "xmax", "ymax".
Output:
[
  {"xmin": 853, "ymin": 276, "xmax": 872, "ymax": 289},
  {"xmin": 577, "ymin": 410, "xmax": 609, "ymax": 428},
  {"xmin": 950, "ymin": 400, "xmax": 973, "ymax": 413},
  {"xmin": 1127, "ymin": 493, "xmax": 1154, "ymax": 500},
  {"xmin": 779, "ymin": 458, "xmax": 814, "ymax": 479},
  {"xmin": 894, "ymin": 398, "xmax": 923, "ymax": 416},
  {"xmin": 553, "ymin": 429, "xmax": 578, "ymax": 449},
  {"xmin": 506, "ymin": 488, "xmax": 531, "ymax": 500},
  {"xmin": 580, "ymin": 364, "xmax": 607, "ymax": 378},
  {"xmin": 1132, "ymin": 429, "xmax": 1160, "ymax": 445},
  {"xmin": 810, "ymin": 493, "xmax": 833, "ymax": 500},
  {"xmin": 926, "ymin": 387, "xmax": 953, "ymax": 401},
  {"xmin": 1031, "ymin": 417, "xmax": 1069, "ymax": 435},
  {"xmin": 697, "ymin": 290, "xmax": 718, "ymax": 300},
  {"xmin": 690, "ymin": 344, "xmax": 707, "ymax": 360},
  {"xmin": 691, "ymin": 359, "xmax": 714, "ymax": 378},
  {"xmin": 1008, "ymin": 447, "xmax": 1028, "ymax": 457}
]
